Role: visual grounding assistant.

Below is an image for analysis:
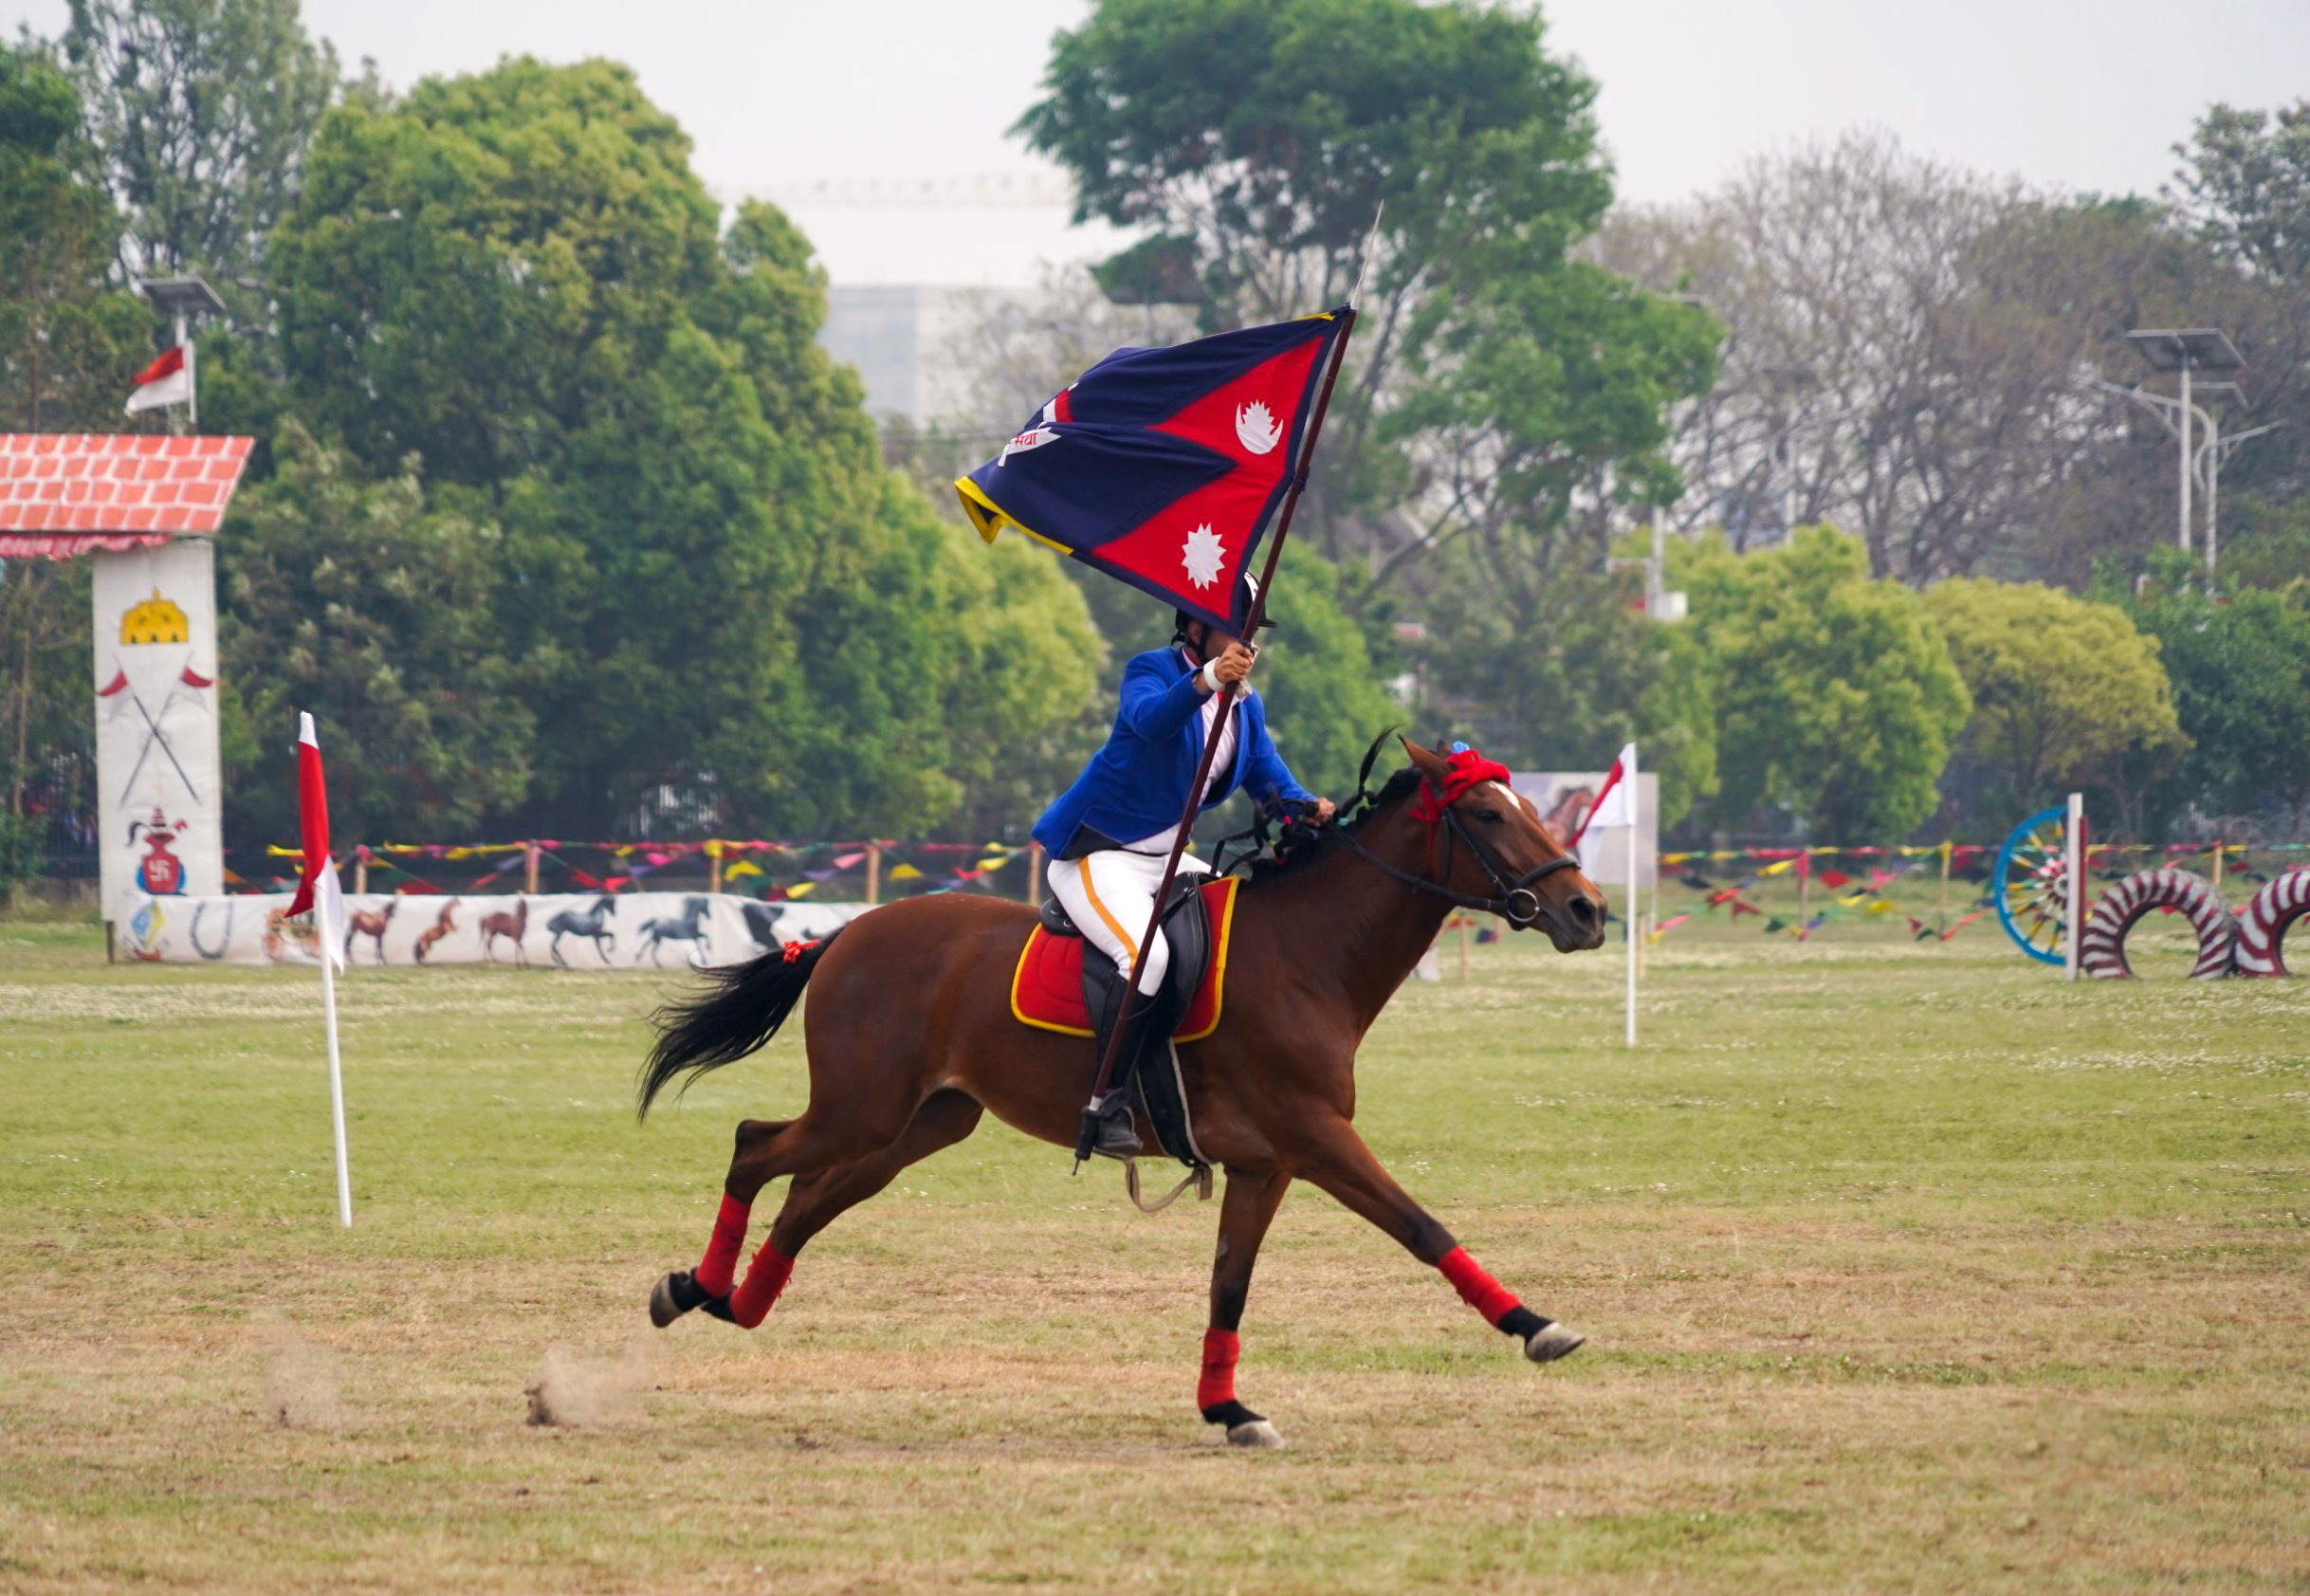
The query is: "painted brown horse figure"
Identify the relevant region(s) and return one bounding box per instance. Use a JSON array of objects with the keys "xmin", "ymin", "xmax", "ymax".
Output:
[
  {"xmin": 639, "ymin": 739, "xmax": 1607, "ymax": 1446},
  {"xmin": 479, "ymin": 897, "xmax": 528, "ymax": 965},
  {"xmin": 344, "ymin": 899, "xmax": 396, "ymax": 964}
]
